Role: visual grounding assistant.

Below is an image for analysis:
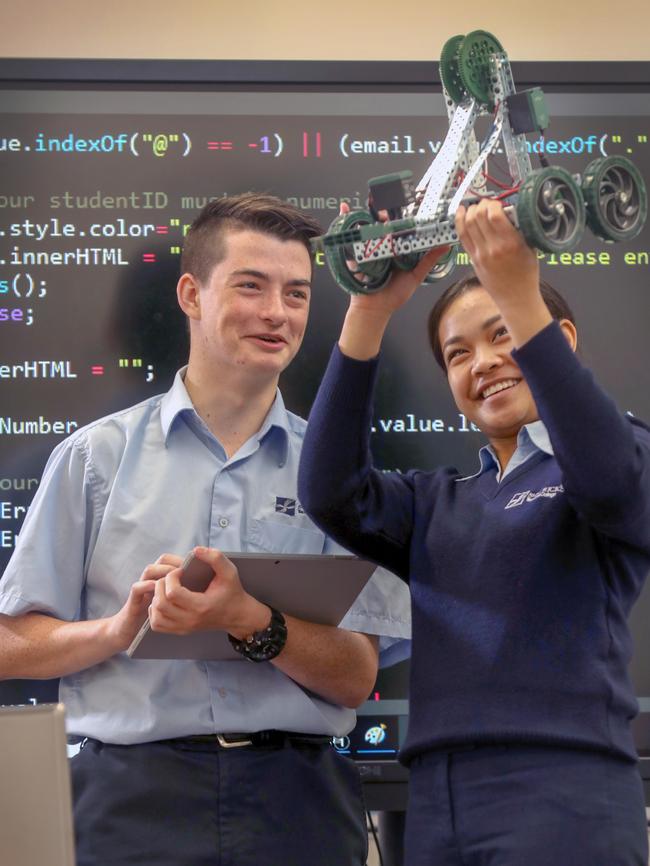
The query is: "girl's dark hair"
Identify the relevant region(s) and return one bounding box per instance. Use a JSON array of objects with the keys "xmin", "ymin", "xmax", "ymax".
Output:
[{"xmin": 427, "ymin": 274, "xmax": 576, "ymax": 370}]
